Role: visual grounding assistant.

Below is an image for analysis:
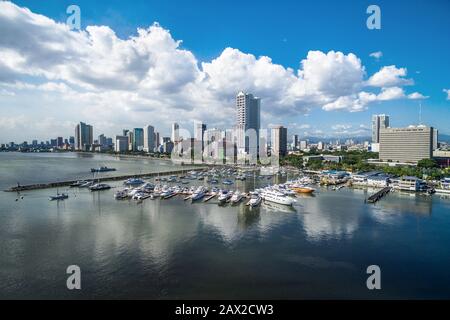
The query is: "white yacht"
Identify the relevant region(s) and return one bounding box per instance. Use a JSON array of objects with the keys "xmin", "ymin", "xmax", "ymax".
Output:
[
  {"xmin": 248, "ymin": 193, "xmax": 262, "ymax": 207},
  {"xmin": 260, "ymin": 189, "xmax": 295, "ymax": 206},
  {"xmin": 230, "ymin": 191, "xmax": 244, "ymax": 204}
]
